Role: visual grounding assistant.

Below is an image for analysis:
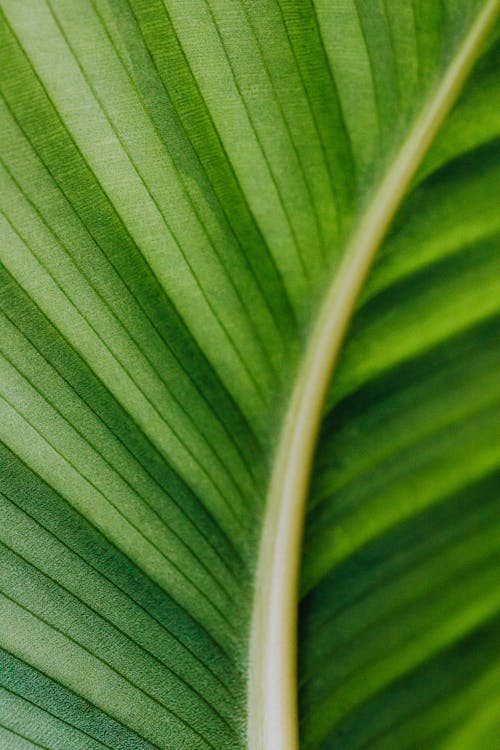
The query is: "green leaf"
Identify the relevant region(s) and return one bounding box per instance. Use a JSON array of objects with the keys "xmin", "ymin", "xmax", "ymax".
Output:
[{"xmin": 0, "ymin": 2, "xmax": 498, "ymax": 749}]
